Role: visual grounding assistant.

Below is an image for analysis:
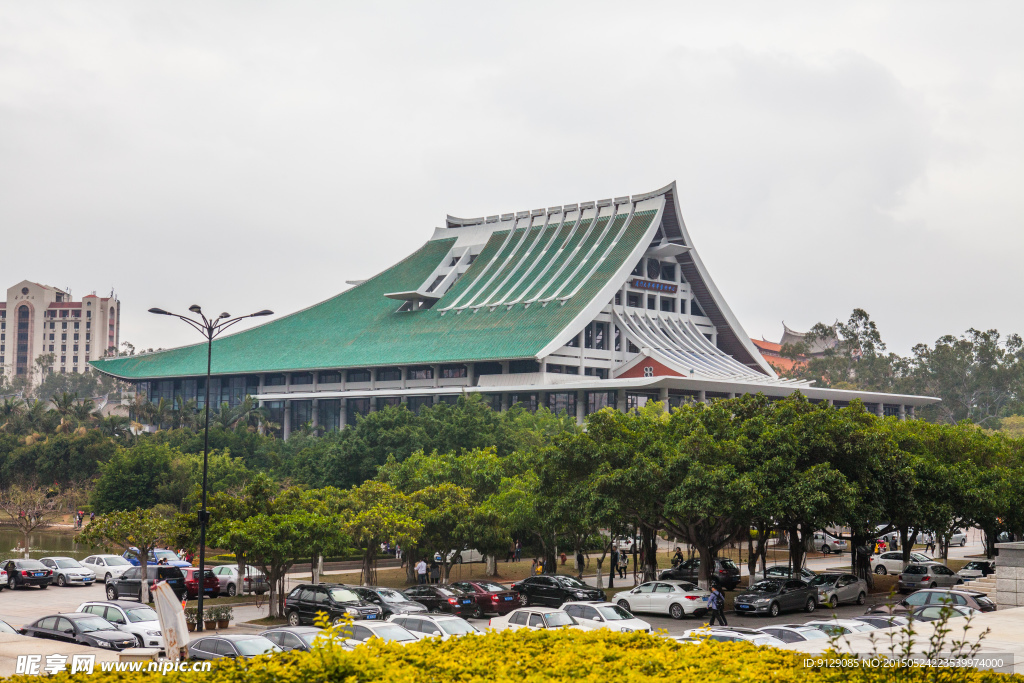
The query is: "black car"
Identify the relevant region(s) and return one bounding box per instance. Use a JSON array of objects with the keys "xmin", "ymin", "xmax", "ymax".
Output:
[
  {"xmin": 733, "ymin": 579, "xmax": 818, "ymax": 617},
  {"xmin": 351, "ymin": 586, "xmax": 429, "ymax": 618},
  {"xmin": 21, "ymin": 613, "xmax": 137, "ymax": 651},
  {"xmin": 260, "ymin": 626, "xmax": 324, "ymax": 652},
  {"xmin": 3, "ymin": 559, "xmax": 53, "ymax": 589},
  {"xmin": 659, "ymin": 558, "xmax": 740, "ymax": 590},
  {"xmin": 402, "ymin": 585, "xmax": 475, "ymax": 616},
  {"xmin": 284, "ymin": 583, "xmax": 383, "ymax": 626},
  {"xmin": 189, "ymin": 634, "xmax": 281, "ymax": 660},
  {"xmin": 106, "ymin": 565, "xmax": 186, "ymax": 602},
  {"xmin": 510, "ymin": 575, "xmax": 606, "ymax": 607}
]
